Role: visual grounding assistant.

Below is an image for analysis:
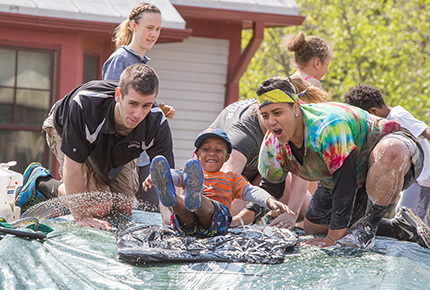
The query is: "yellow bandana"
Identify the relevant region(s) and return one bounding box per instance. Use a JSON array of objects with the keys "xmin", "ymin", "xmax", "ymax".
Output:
[{"xmin": 257, "ymin": 89, "xmax": 299, "ymax": 108}]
